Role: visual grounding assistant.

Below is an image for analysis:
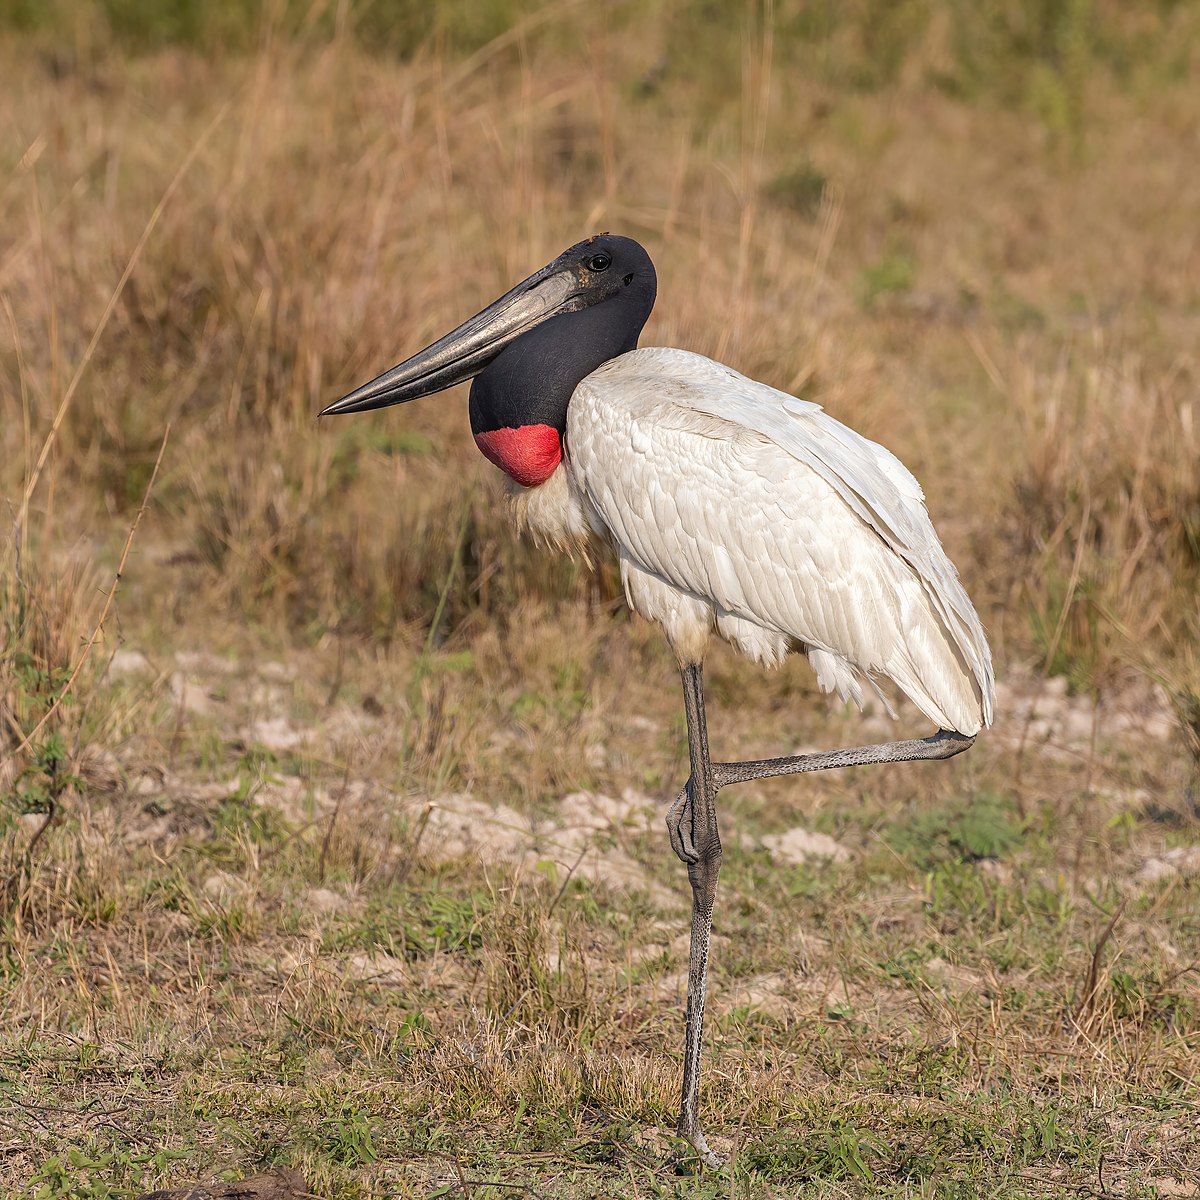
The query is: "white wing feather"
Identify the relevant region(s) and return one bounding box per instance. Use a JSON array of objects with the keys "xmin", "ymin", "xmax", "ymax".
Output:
[{"xmin": 566, "ymin": 347, "xmax": 994, "ymax": 735}]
